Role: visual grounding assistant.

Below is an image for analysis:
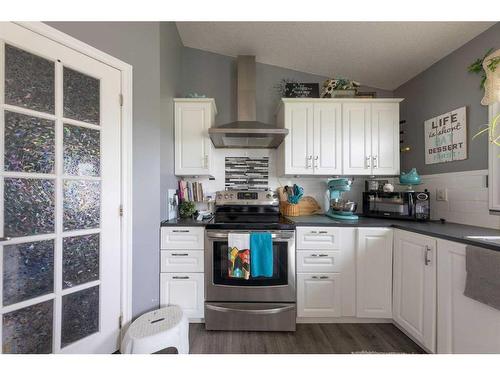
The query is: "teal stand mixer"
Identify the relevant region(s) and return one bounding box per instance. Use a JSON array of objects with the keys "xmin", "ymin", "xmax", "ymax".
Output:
[{"xmin": 325, "ymin": 178, "xmax": 359, "ymax": 221}]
